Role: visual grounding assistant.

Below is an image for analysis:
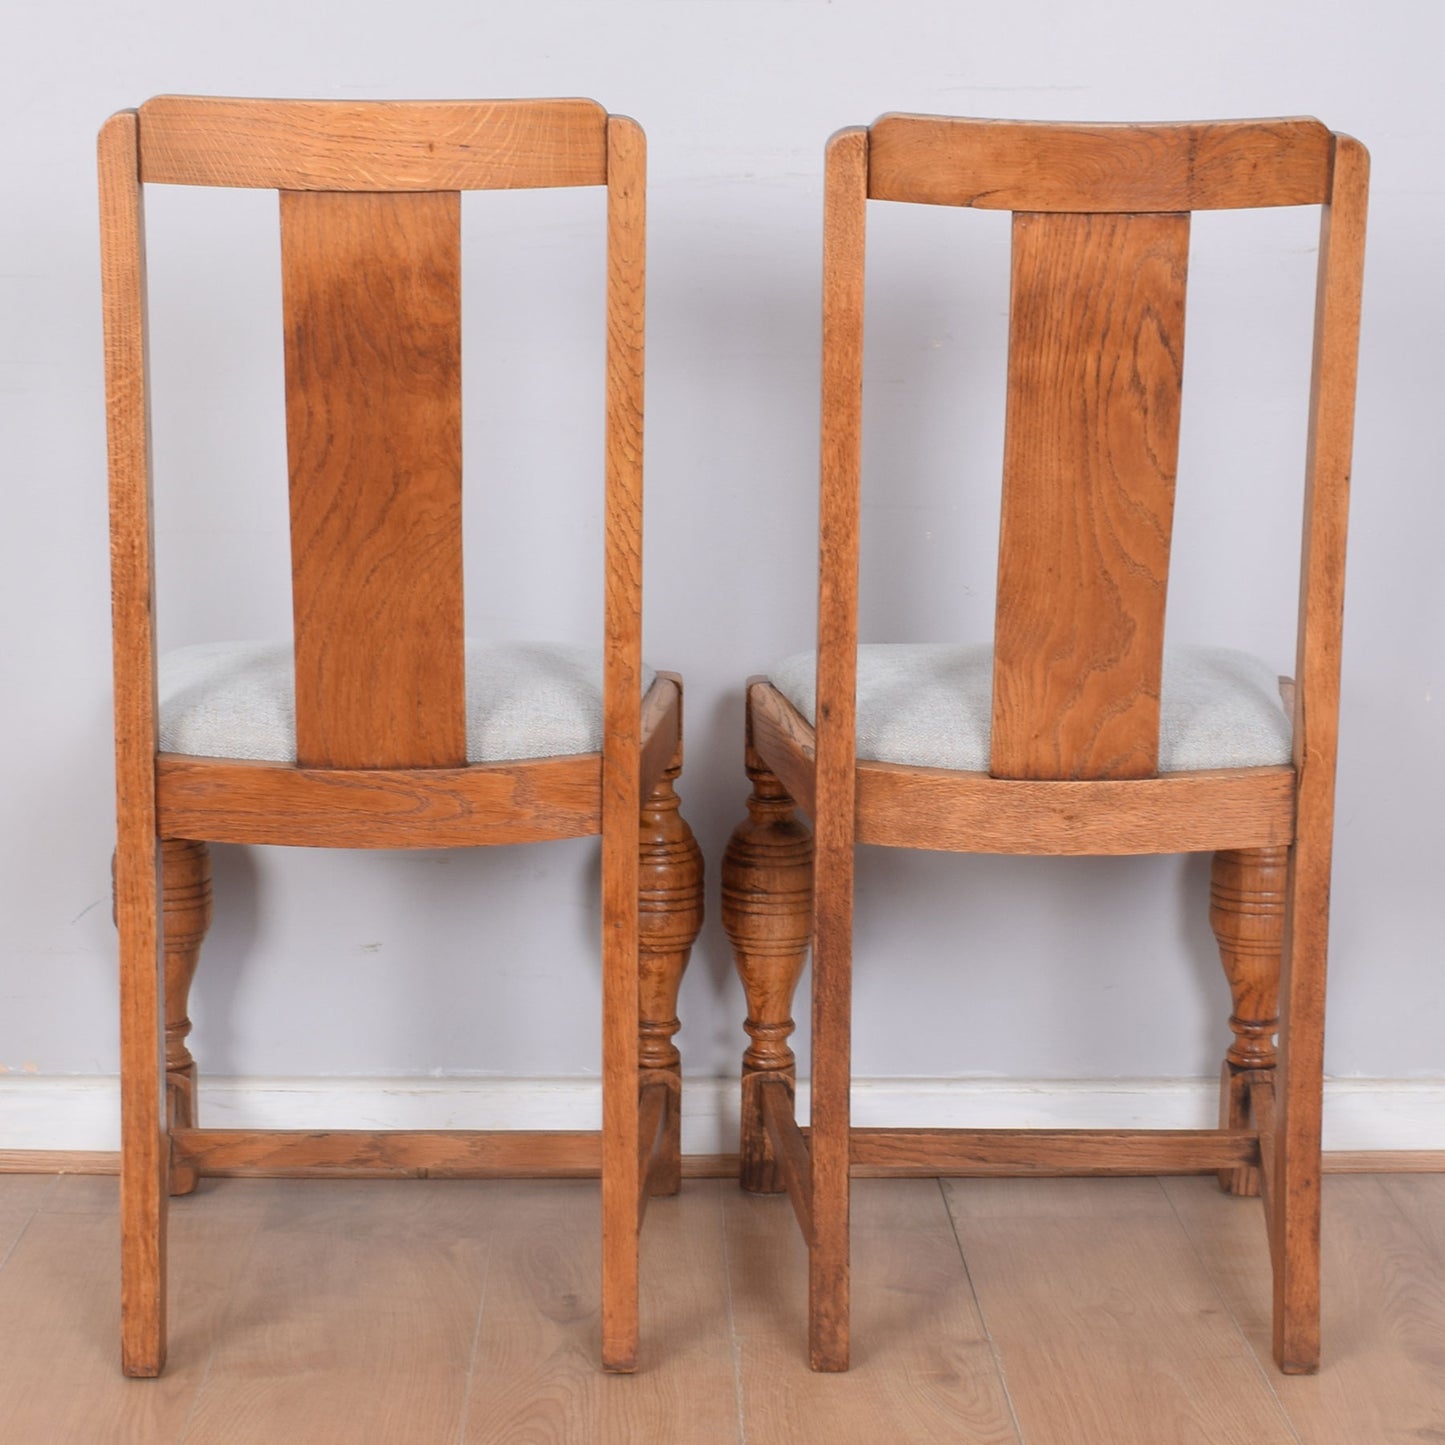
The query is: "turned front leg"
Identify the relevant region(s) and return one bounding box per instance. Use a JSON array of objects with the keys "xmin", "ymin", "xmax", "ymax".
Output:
[
  {"xmin": 162, "ymin": 839, "xmax": 212, "ymax": 1196},
  {"xmin": 1211, "ymin": 846, "xmax": 1286, "ymax": 1196},
  {"xmin": 721, "ymin": 748, "xmax": 814, "ymax": 1194},
  {"xmin": 638, "ymin": 760, "xmax": 703, "ymax": 1197}
]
